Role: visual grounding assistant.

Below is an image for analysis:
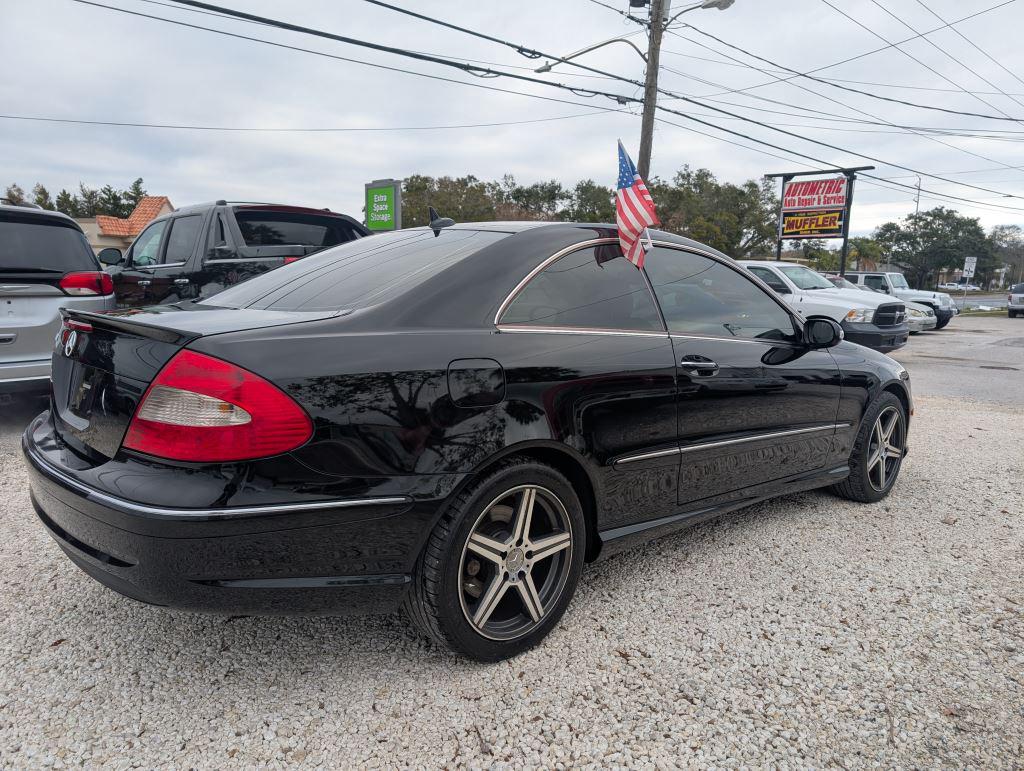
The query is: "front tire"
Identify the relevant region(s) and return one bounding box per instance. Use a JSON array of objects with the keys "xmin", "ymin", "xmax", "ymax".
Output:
[
  {"xmin": 403, "ymin": 457, "xmax": 585, "ymax": 661},
  {"xmin": 831, "ymin": 392, "xmax": 907, "ymax": 503}
]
